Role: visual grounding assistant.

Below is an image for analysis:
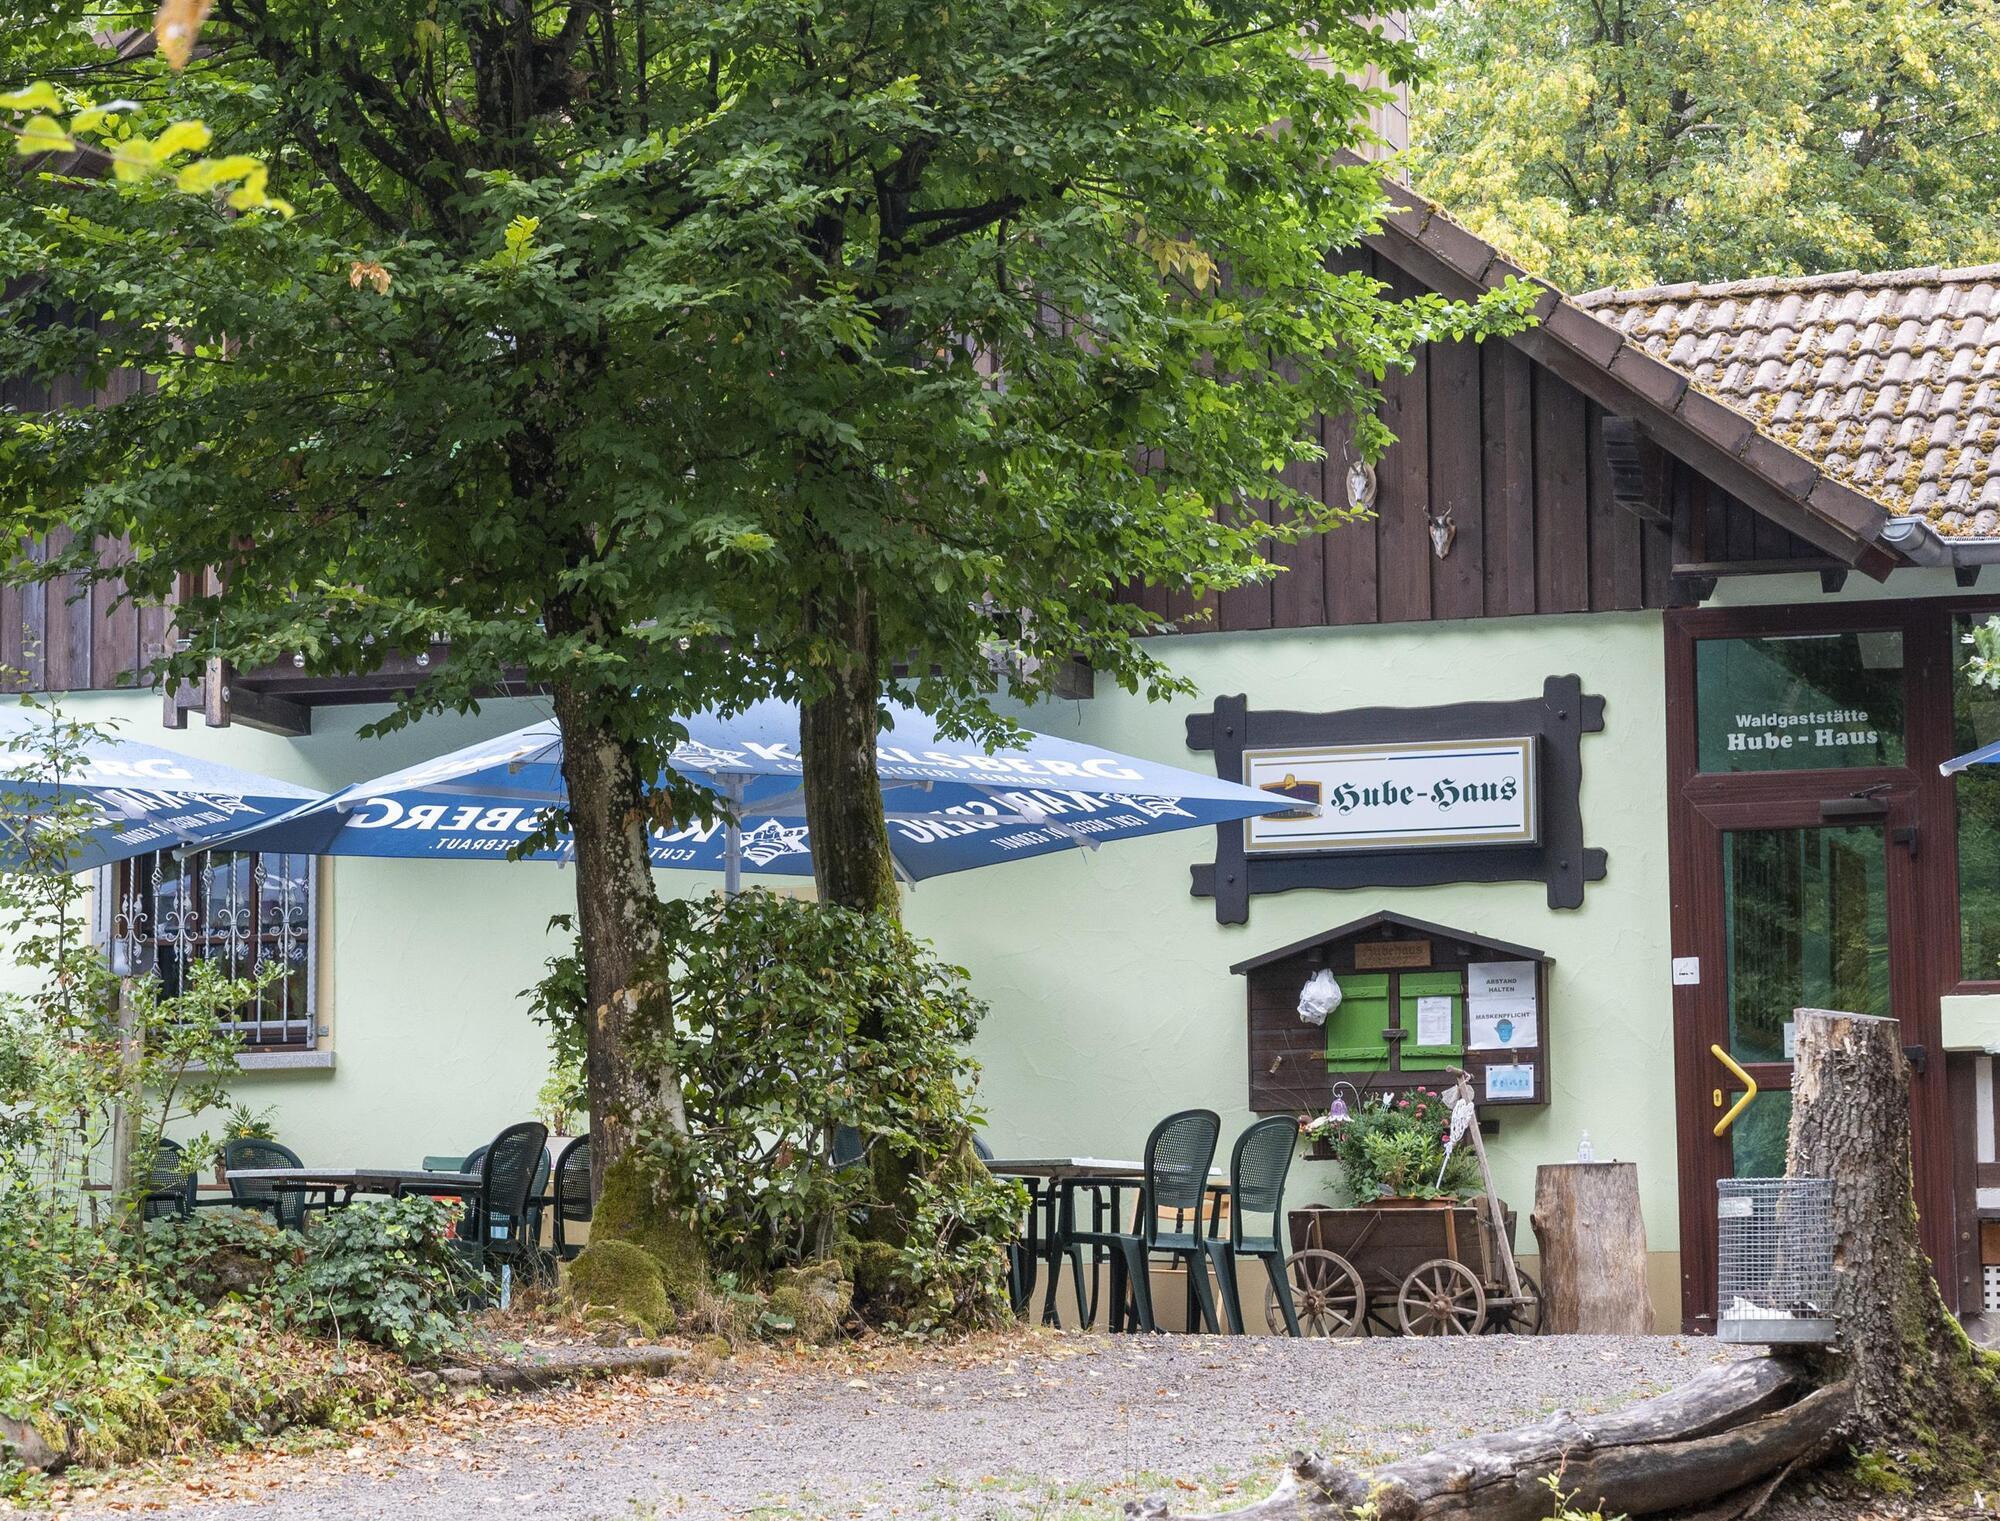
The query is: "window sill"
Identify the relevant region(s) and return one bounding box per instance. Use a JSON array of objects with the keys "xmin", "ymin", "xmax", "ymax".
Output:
[{"xmin": 190, "ymin": 1050, "xmax": 336, "ymax": 1073}]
